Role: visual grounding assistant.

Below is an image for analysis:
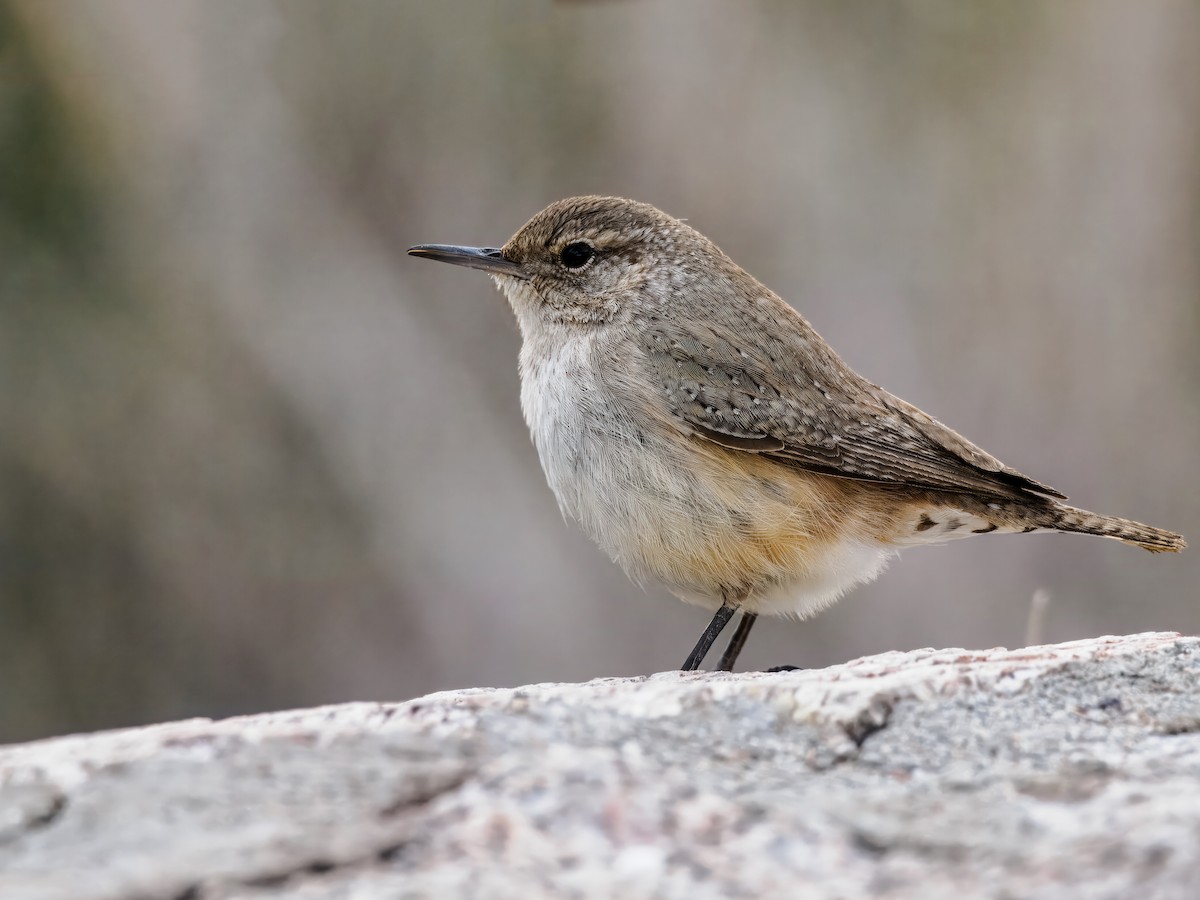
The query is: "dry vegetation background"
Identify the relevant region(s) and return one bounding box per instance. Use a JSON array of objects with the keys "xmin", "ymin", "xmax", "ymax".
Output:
[{"xmin": 1, "ymin": 0, "xmax": 1197, "ymax": 743}]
